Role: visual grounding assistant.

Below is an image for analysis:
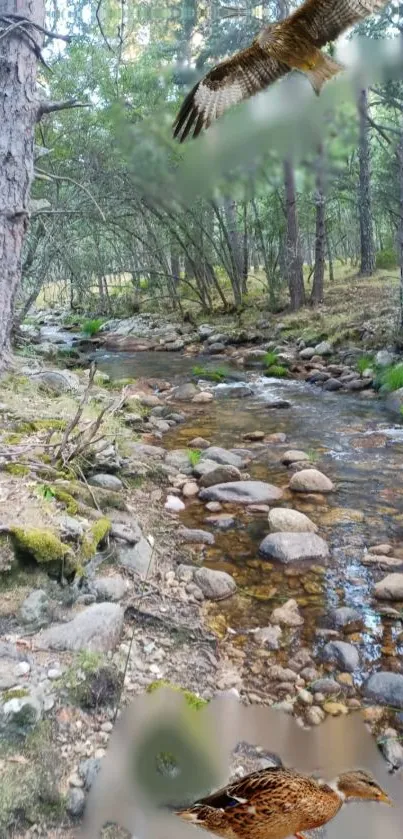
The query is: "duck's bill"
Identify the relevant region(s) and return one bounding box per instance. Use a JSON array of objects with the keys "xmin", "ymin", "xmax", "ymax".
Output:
[{"xmin": 379, "ymin": 792, "xmax": 393, "ymax": 805}]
